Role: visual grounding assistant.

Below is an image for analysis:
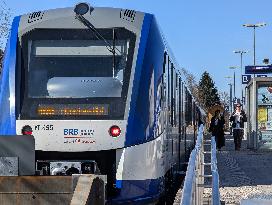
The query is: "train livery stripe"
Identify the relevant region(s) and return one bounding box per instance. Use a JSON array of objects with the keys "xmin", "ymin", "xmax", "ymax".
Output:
[
  {"xmin": 0, "ymin": 16, "xmax": 20, "ymax": 135},
  {"xmin": 125, "ymin": 13, "xmax": 153, "ymax": 146}
]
